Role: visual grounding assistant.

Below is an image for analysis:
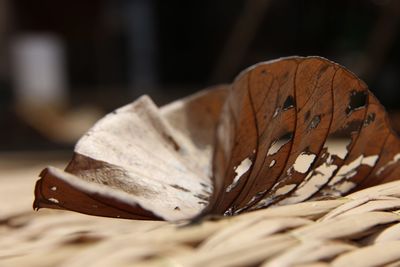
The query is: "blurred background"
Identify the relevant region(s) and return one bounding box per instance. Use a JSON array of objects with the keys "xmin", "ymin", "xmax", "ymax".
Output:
[{"xmin": 0, "ymin": 0, "xmax": 399, "ymax": 152}]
